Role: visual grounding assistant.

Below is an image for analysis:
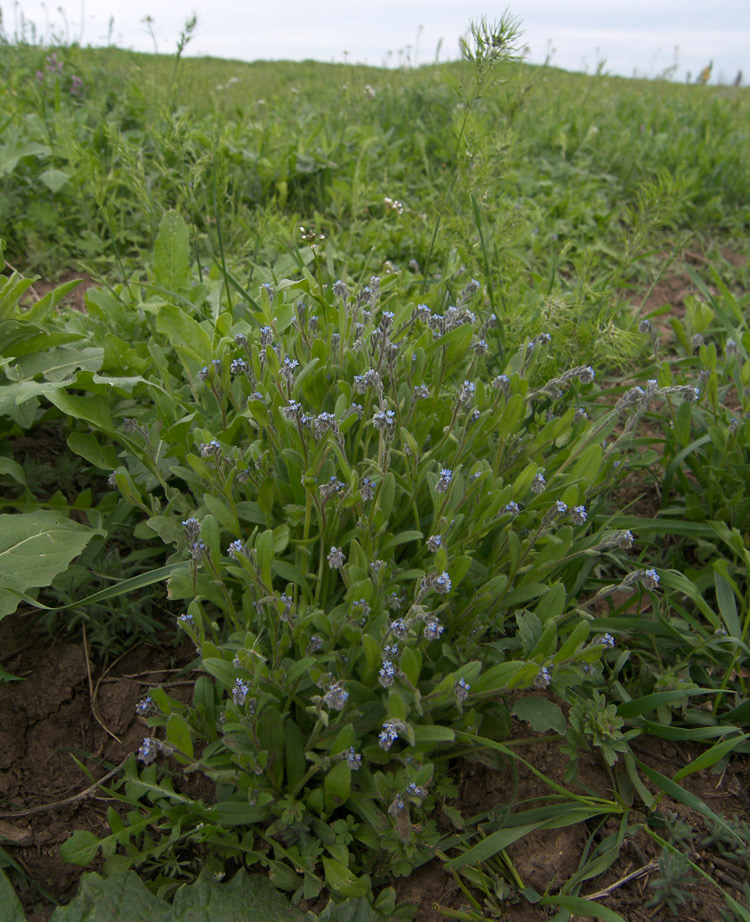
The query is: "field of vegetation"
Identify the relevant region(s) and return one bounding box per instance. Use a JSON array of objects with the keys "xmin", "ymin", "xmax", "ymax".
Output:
[{"xmin": 2, "ymin": 13, "xmax": 750, "ymax": 922}]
